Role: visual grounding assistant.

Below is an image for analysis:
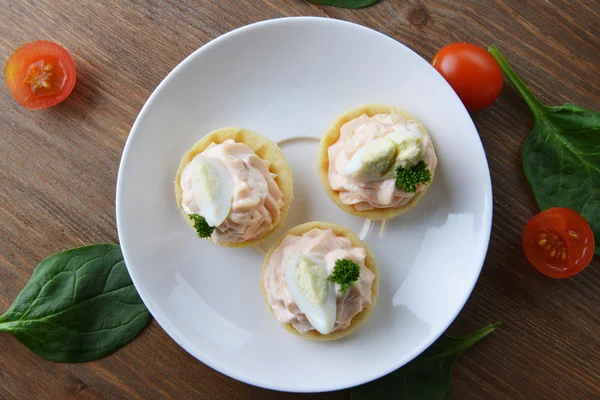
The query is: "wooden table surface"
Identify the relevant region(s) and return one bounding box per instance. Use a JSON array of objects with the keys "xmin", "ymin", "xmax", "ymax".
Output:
[{"xmin": 1, "ymin": 0, "xmax": 599, "ymax": 398}]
